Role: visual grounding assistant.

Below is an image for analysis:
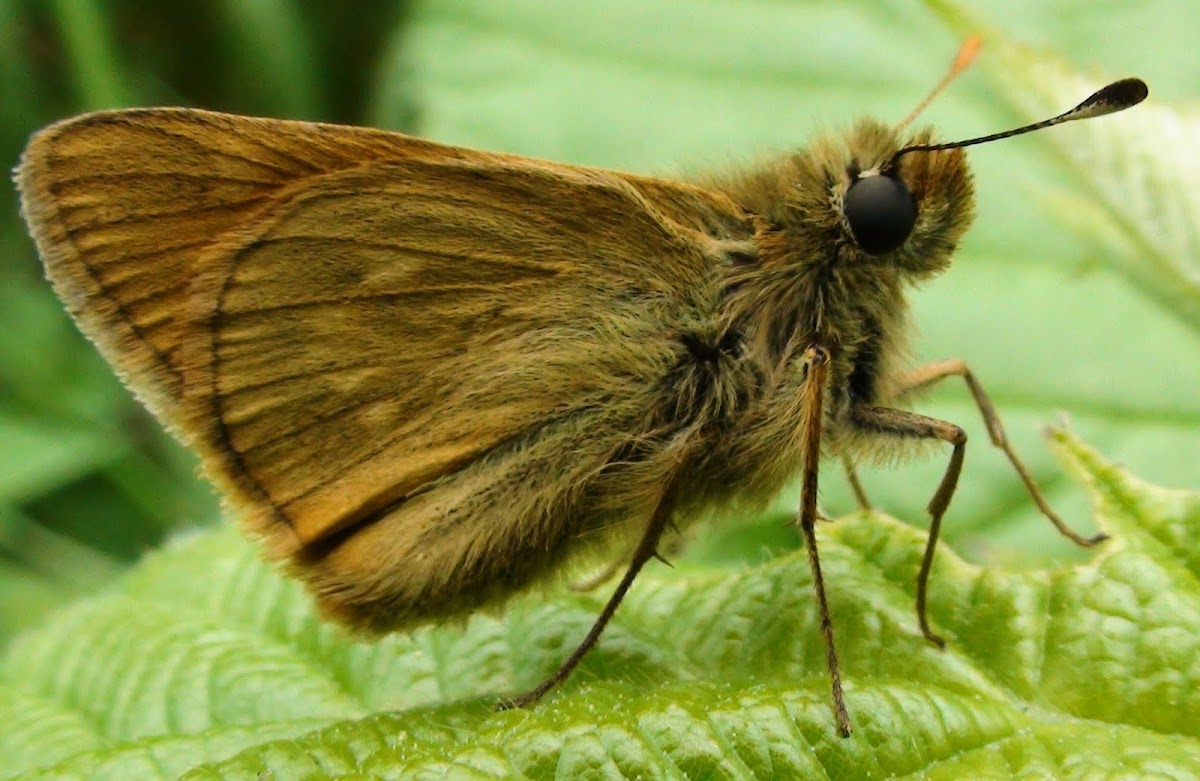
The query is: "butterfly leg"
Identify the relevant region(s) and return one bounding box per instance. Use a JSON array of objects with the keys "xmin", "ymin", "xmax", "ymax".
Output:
[
  {"xmin": 793, "ymin": 346, "xmax": 852, "ymax": 737},
  {"xmin": 498, "ymin": 485, "xmax": 679, "ymax": 710},
  {"xmin": 841, "ymin": 456, "xmax": 871, "ymax": 511},
  {"xmin": 568, "ymin": 559, "xmax": 623, "ymax": 593},
  {"xmin": 569, "ymin": 532, "xmax": 682, "ymax": 592},
  {"xmin": 847, "ymin": 405, "xmax": 968, "ymax": 648},
  {"xmin": 896, "ymin": 359, "xmax": 1107, "ymax": 547}
]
